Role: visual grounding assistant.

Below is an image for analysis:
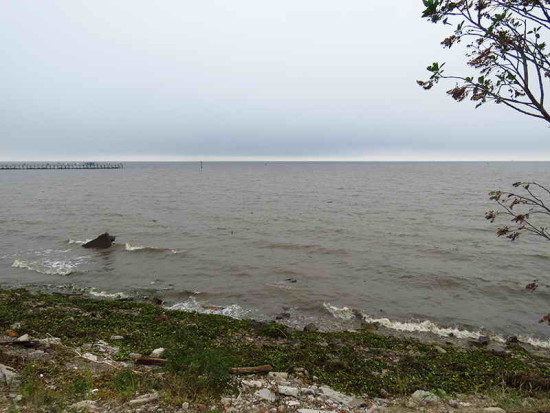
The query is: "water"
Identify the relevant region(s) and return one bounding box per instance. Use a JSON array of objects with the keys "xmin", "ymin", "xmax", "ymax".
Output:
[{"xmin": 1, "ymin": 162, "xmax": 549, "ymax": 345}]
